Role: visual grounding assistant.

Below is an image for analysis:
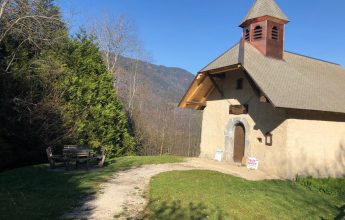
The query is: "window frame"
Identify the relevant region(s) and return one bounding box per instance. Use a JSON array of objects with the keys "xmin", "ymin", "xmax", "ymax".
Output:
[
  {"xmin": 236, "ymin": 78, "xmax": 244, "ymax": 90},
  {"xmin": 265, "ymin": 133, "xmax": 273, "ymax": 146}
]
